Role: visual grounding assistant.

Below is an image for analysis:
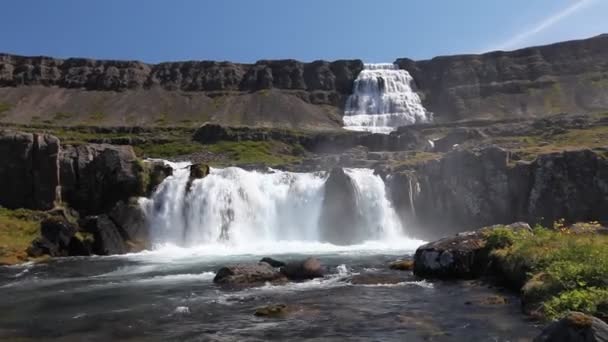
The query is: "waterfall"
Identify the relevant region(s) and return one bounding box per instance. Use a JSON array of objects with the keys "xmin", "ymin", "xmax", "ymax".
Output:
[
  {"xmin": 344, "ymin": 63, "xmax": 431, "ymax": 134},
  {"xmin": 141, "ymin": 162, "xmax": 408, "ymax": 248}
]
